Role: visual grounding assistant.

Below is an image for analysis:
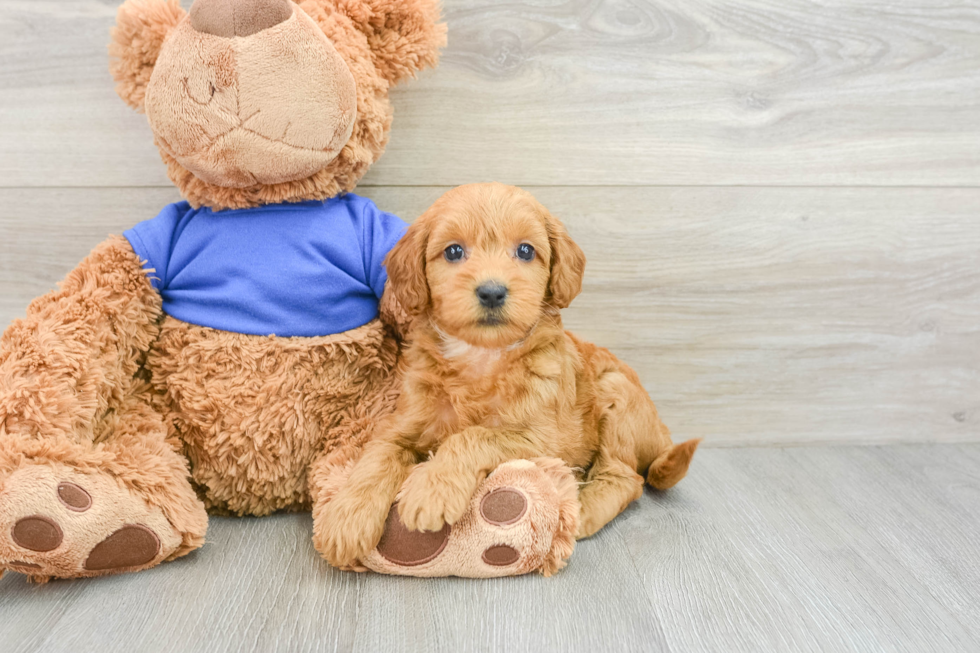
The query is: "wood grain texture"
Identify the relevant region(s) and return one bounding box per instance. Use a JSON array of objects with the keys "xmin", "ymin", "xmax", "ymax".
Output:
[
  {"xmin": 617, "ymin": 445, "xmax": 980, "ymax": 652},
  {"xmin": 2, "ymin": 444, "xmax": 978, "ymax": 653},
  {"xmin": 1, "ymin": 0, "xmax": 979, "ymax": 187},
  {"xmin": 2, "ymin": 186, "xmax": 977, "ymax": 446}
]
